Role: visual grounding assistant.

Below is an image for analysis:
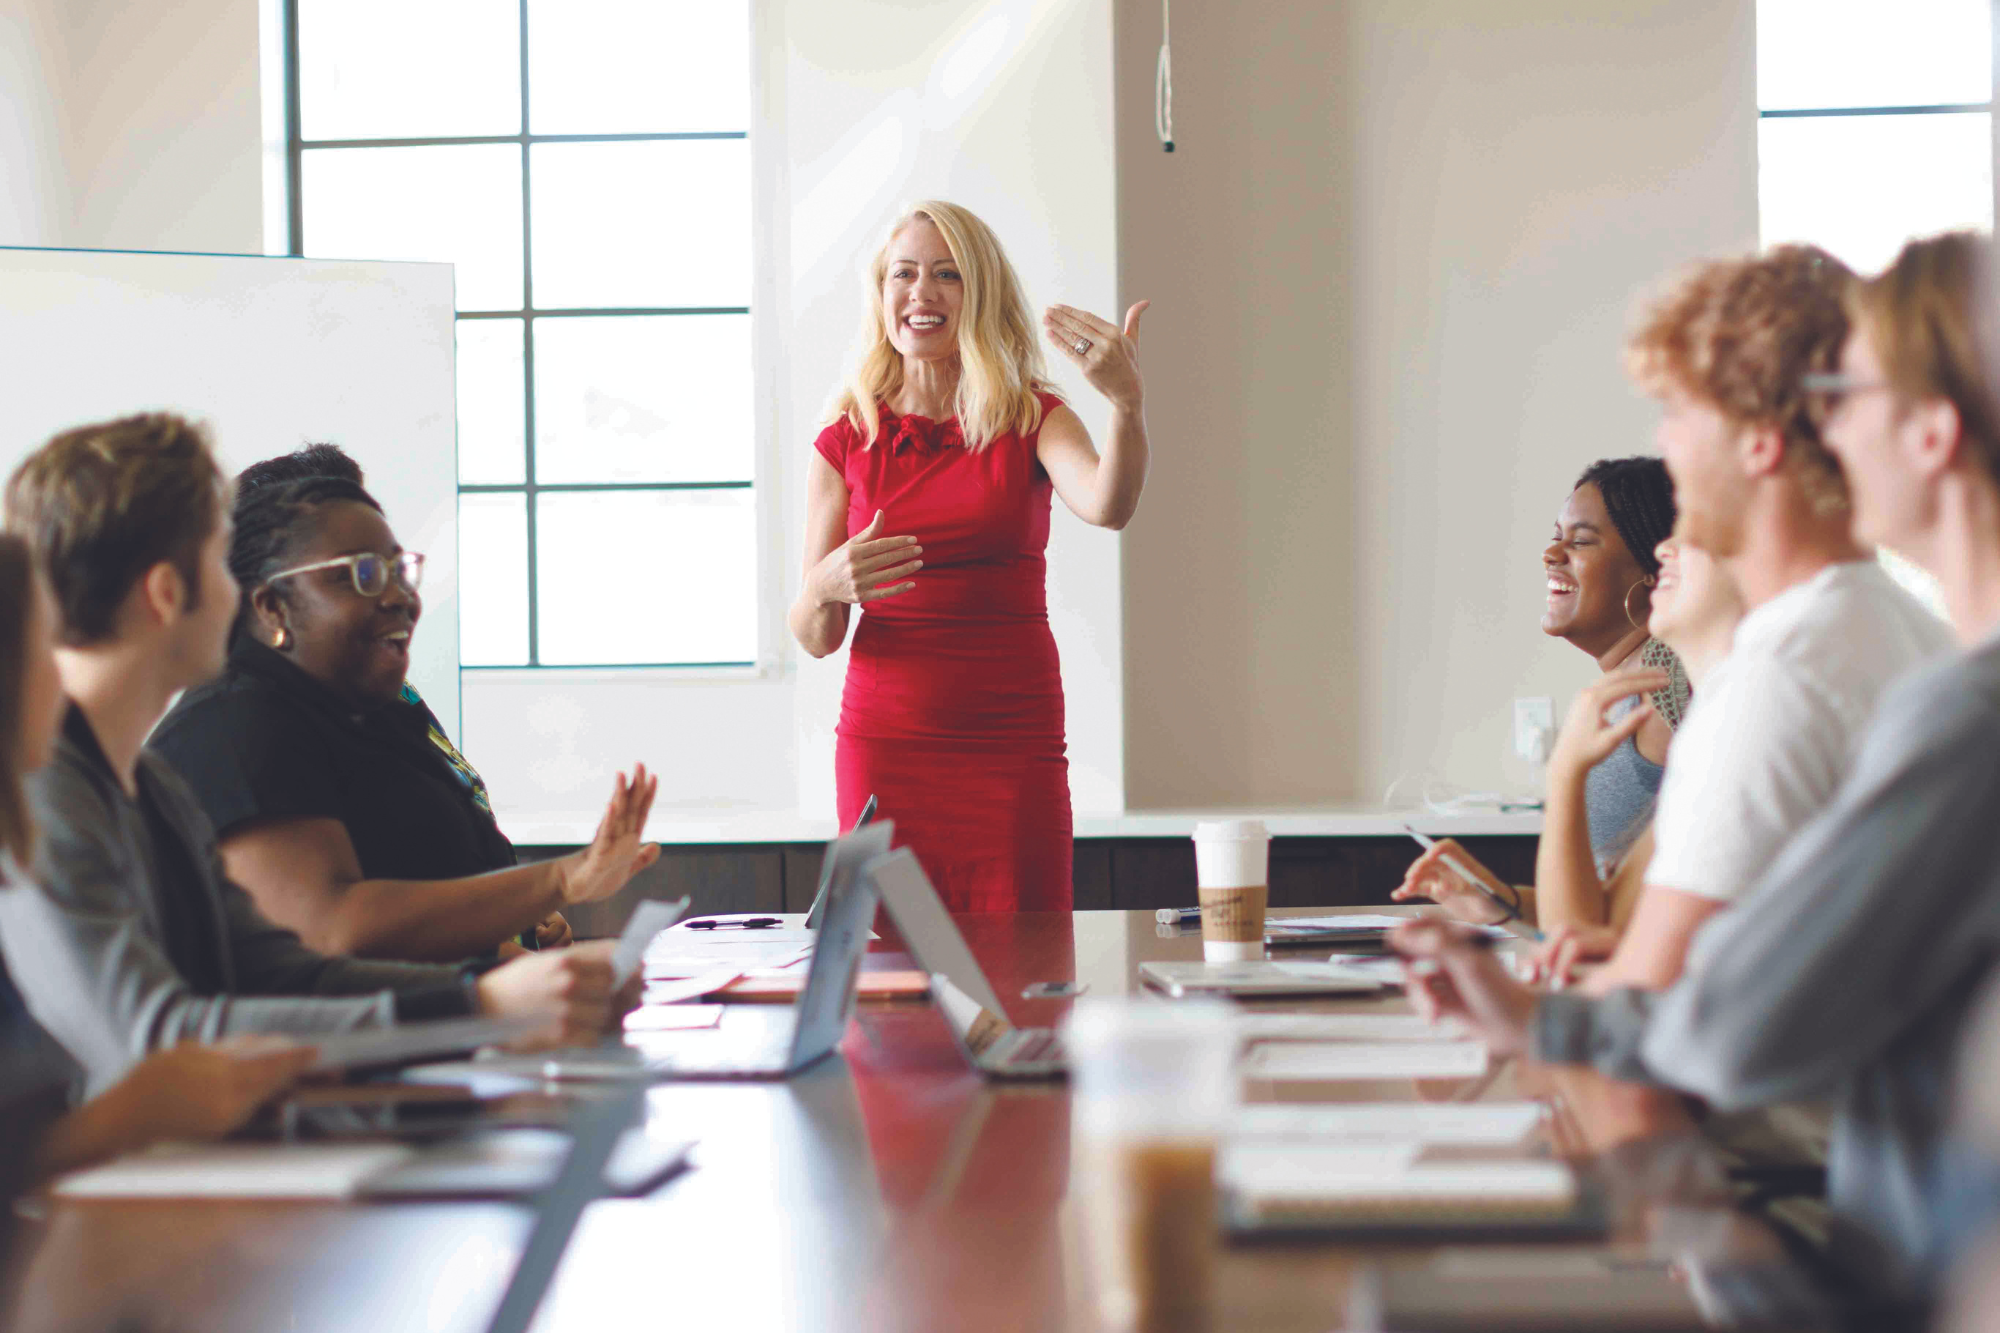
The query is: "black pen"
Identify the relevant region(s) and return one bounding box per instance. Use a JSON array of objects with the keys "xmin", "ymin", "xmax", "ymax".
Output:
[{"xmin": 685, "ymin": 917, "xmax": 782, "ymax": 931}]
